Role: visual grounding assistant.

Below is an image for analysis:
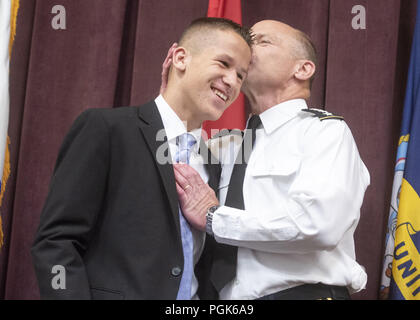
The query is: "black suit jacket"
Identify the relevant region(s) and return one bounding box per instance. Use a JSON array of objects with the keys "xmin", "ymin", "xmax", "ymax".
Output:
[{"xmin": 31, "ymin": 101, "xmax": 220, "ymax": 299}]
